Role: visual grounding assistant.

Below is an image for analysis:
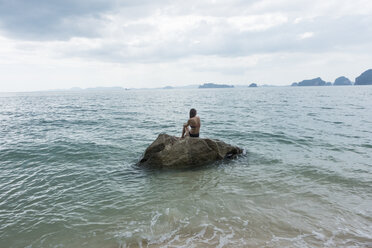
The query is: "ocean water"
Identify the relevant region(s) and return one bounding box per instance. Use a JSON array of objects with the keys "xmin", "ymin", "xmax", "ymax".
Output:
[{"xmin": 0, "ymin": 87, "xmax": 371, "ymax": 248}]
